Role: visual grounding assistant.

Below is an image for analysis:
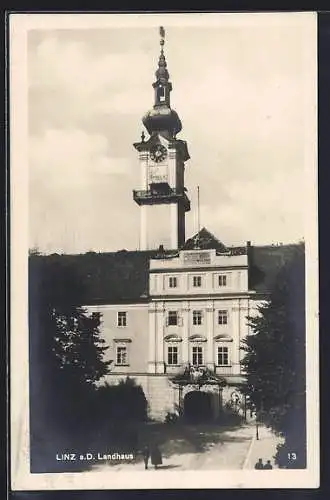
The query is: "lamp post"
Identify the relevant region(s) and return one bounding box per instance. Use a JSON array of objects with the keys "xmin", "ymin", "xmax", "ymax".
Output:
[
  {"xmin": 243, "ymin": 394, "xmax": 248, "ymax": 423},
  {"xmin": 256, "ymin": 412, "xmax": 260, "ymax": 440},
  {"xmin": 255, "ymin": 397, "xmax": 264, "ymax": 441},
  {"xmin": 250, "ymin": 384, "xmax": 260, "ymax": 440}
]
